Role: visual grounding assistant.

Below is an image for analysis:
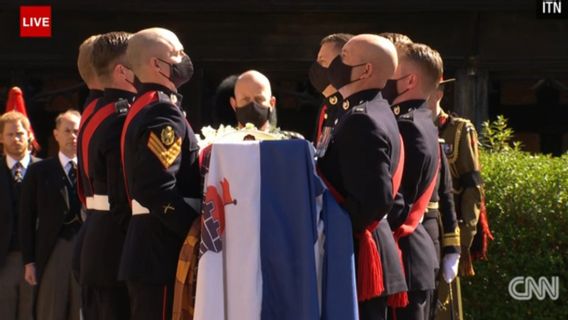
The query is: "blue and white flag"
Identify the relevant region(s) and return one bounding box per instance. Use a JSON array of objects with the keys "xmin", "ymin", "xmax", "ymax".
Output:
[{"xmin": 194, "ymin": 139, "xmax": 357, "ymax": 320}]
